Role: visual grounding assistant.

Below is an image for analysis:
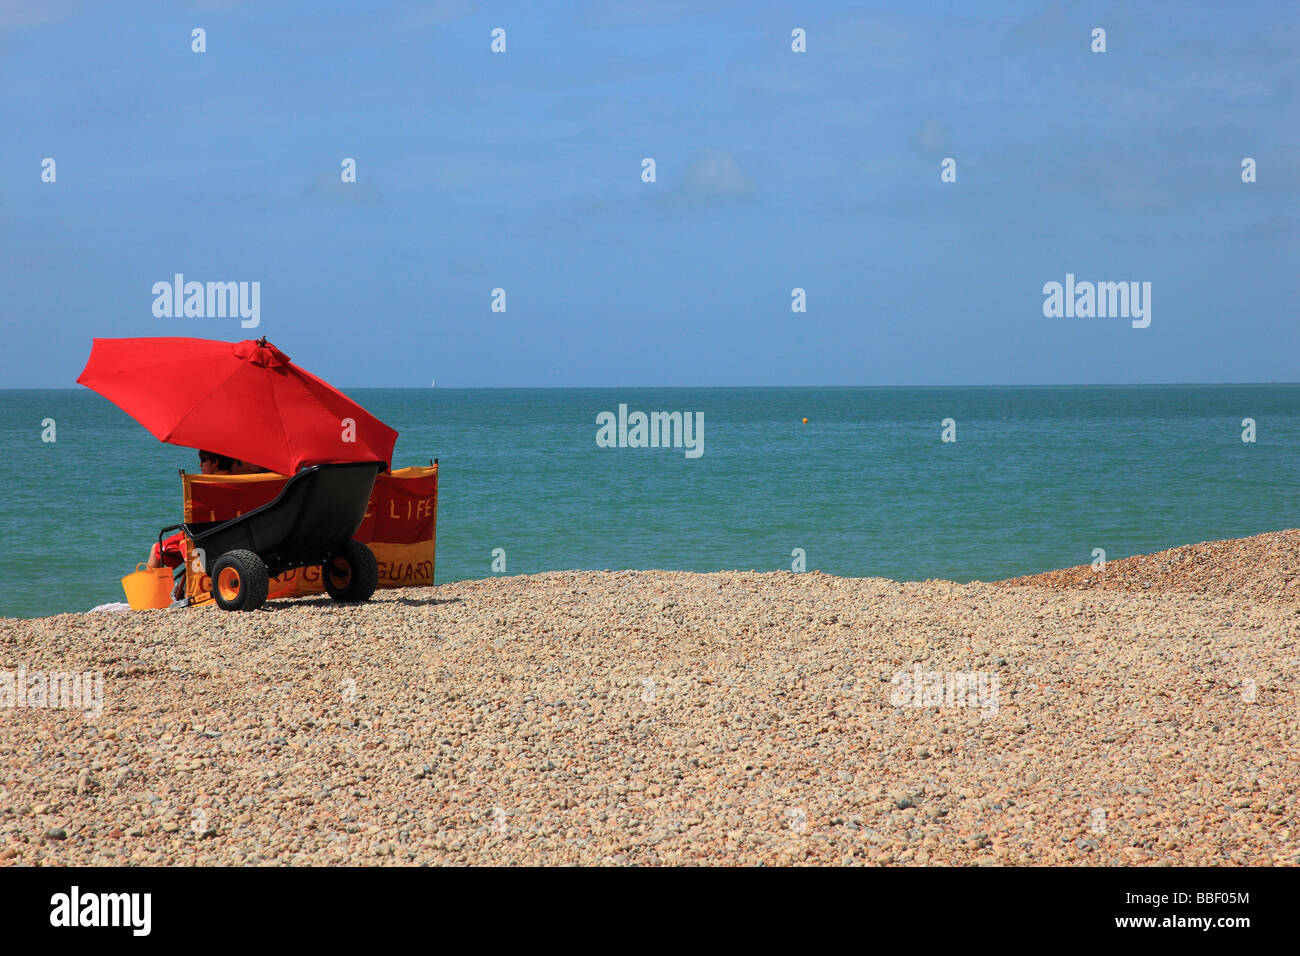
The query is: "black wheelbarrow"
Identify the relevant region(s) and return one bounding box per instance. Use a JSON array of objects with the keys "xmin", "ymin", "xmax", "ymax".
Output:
[{"xmin": 159, "ymin": 461, "xmax": 383, "ymax": 612}]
